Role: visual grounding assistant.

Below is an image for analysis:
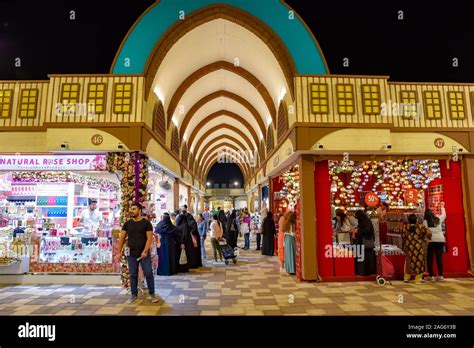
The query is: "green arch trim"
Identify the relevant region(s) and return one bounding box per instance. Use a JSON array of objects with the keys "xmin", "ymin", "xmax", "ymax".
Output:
[{"xmin": 112, "ymin": 0, "xmax": 327, "ymax": 75}]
